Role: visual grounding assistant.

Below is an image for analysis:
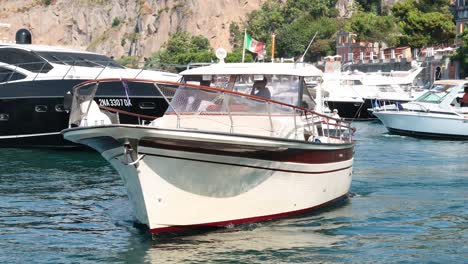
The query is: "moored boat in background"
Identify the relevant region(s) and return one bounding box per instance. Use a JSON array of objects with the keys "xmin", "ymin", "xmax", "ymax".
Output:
[
  {"xmin": 0, "ymin": 43, "xmax": 179, "ymax": 147},
  {"xmin": 322, "ymin": 58, "xmax": 424, "ymax": 120},
  {"xmin": 373, "ymin": 80, "xmax": 468, "ymax": 139}
]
